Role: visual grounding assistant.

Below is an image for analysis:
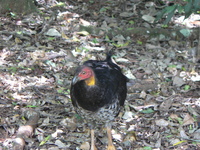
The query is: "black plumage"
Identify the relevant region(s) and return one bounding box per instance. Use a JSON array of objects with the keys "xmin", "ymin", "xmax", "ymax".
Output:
[{"xmin": 70, "ymin": 53, "xmax": 127, "ymax": 150}]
